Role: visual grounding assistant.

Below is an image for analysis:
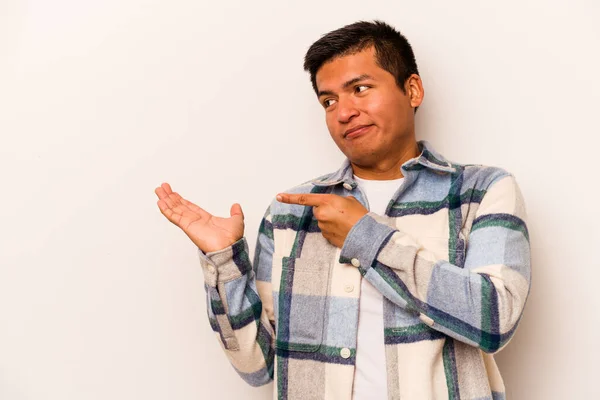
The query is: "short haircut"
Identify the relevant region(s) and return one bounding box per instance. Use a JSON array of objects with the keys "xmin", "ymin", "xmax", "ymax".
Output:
[{"xmin": 303, "ymin": 20, "xmax": 420, "ymax": 95}]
